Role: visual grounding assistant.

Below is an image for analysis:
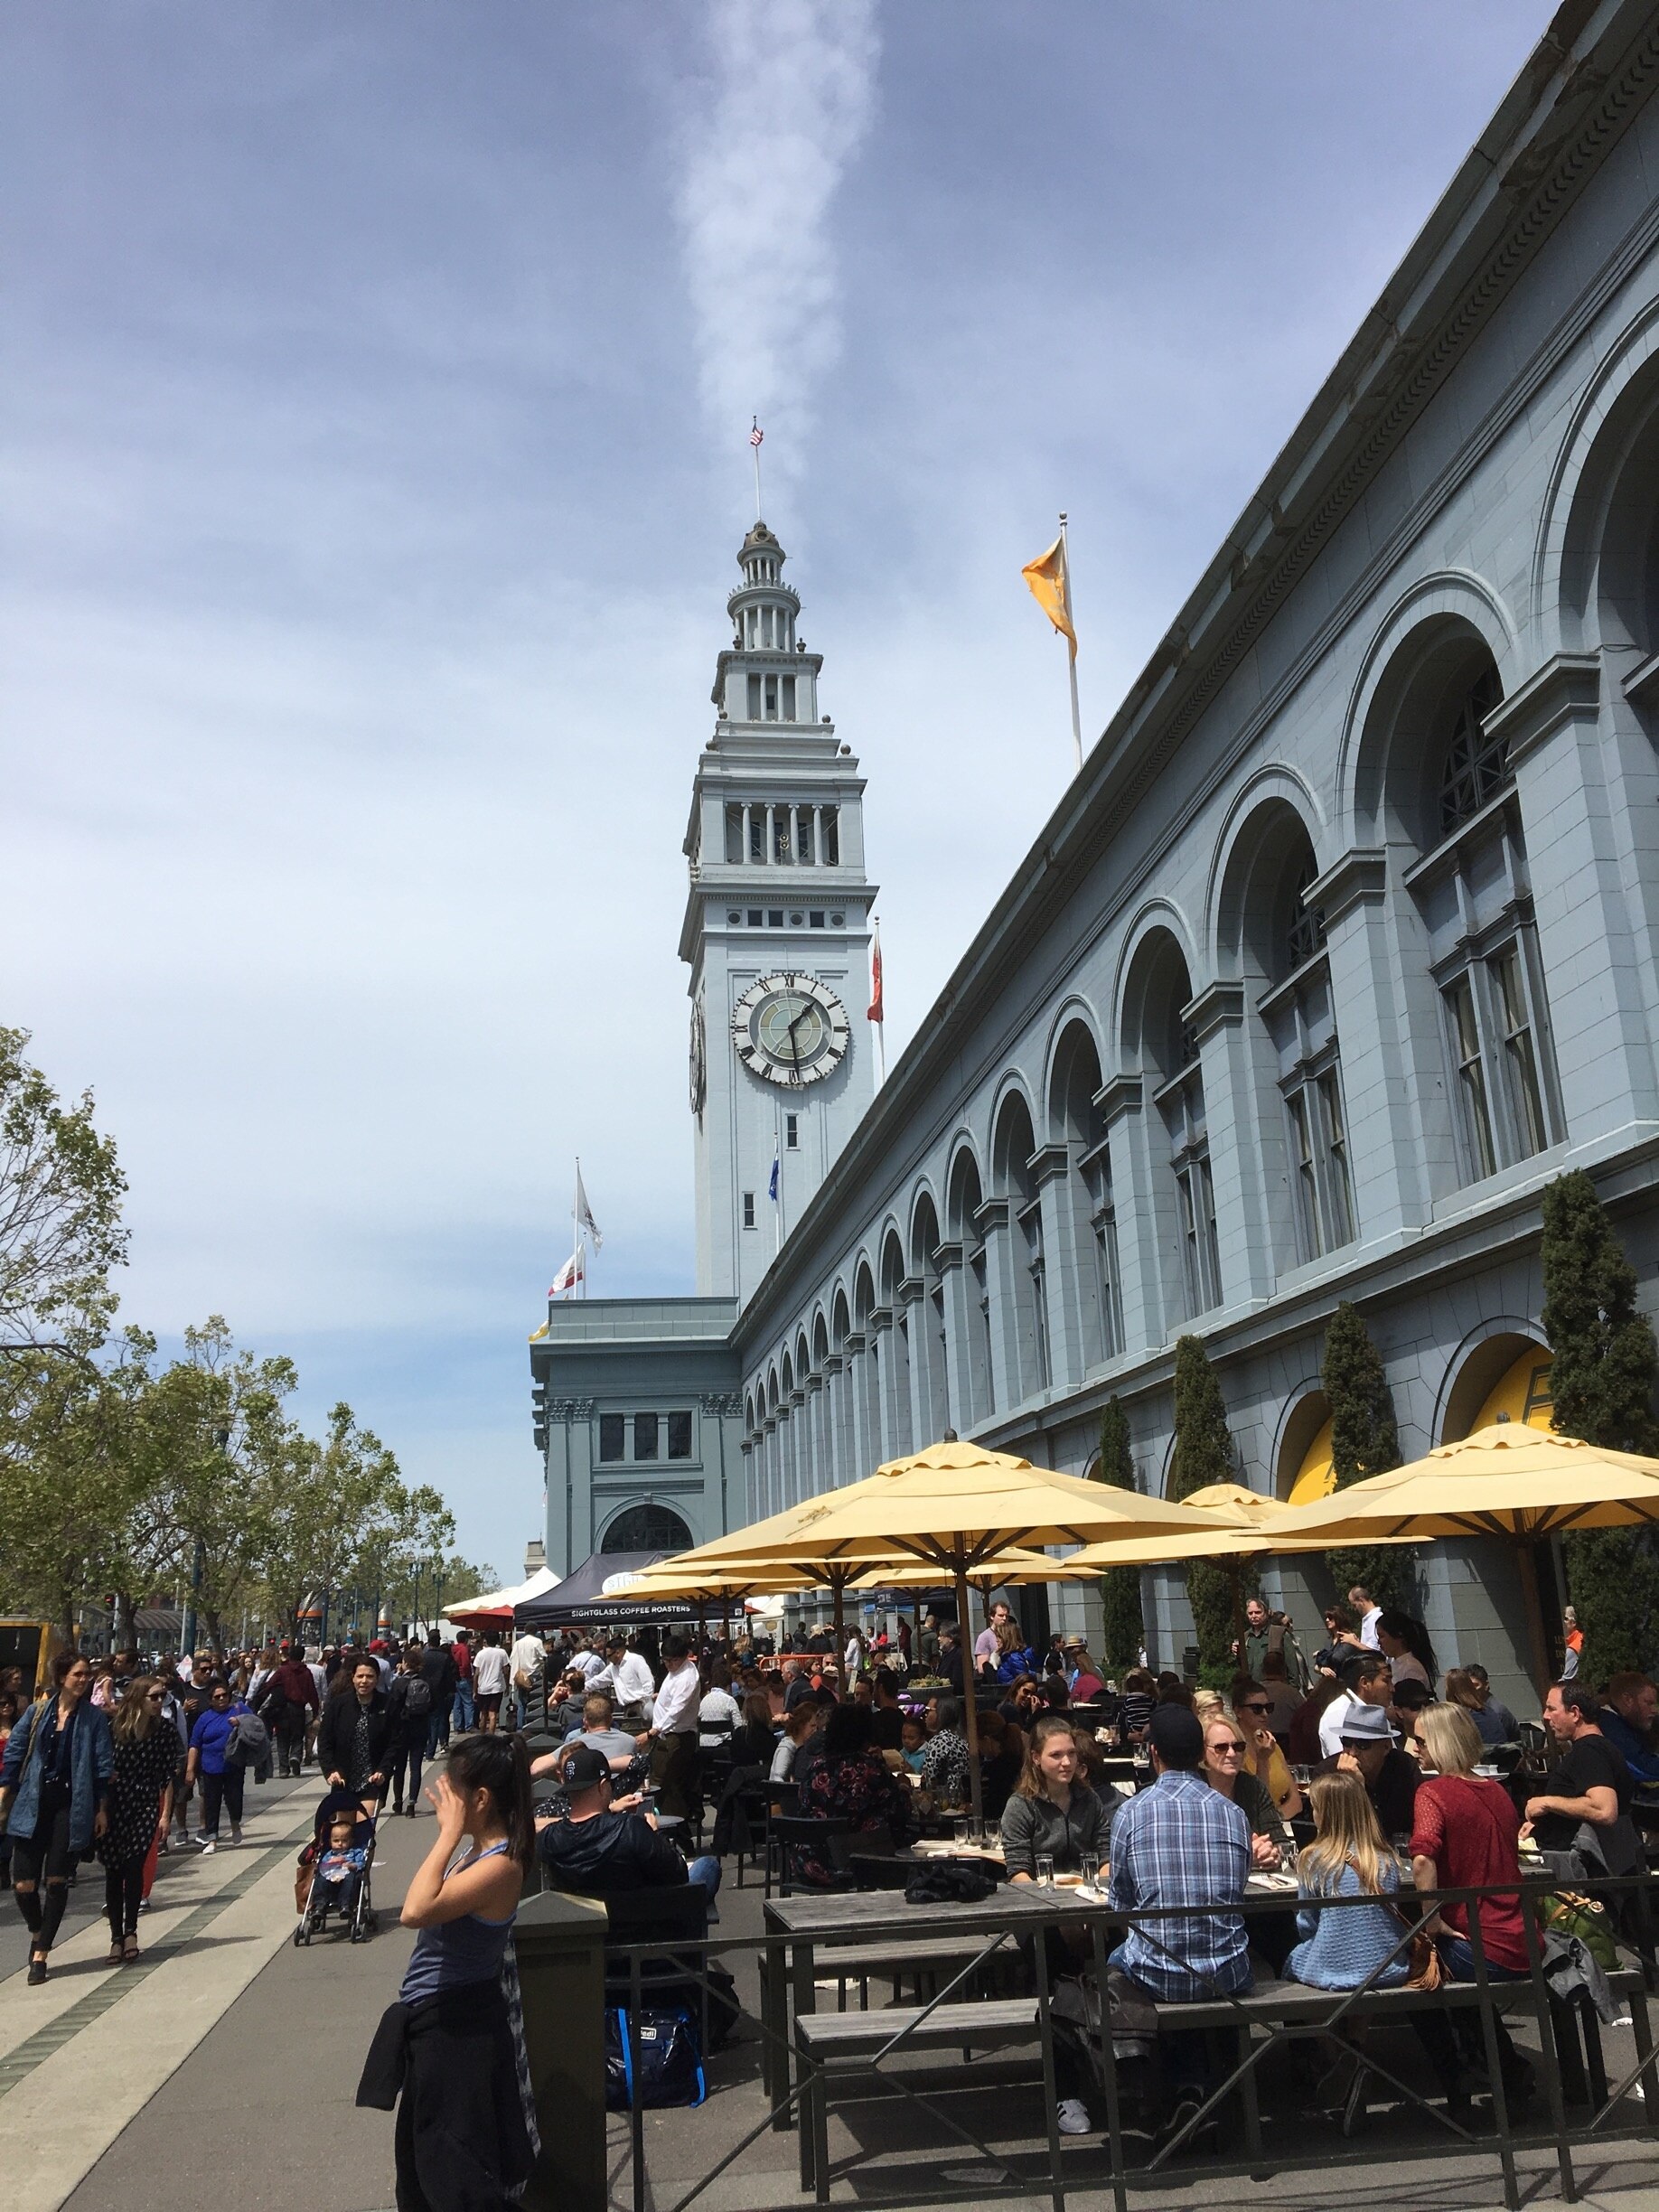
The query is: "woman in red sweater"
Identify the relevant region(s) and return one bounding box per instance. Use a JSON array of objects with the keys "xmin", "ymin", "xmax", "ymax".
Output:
[{"xmin": 1409, "ymin": 1701, "xmax": 1534, "ymax": 2121}]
